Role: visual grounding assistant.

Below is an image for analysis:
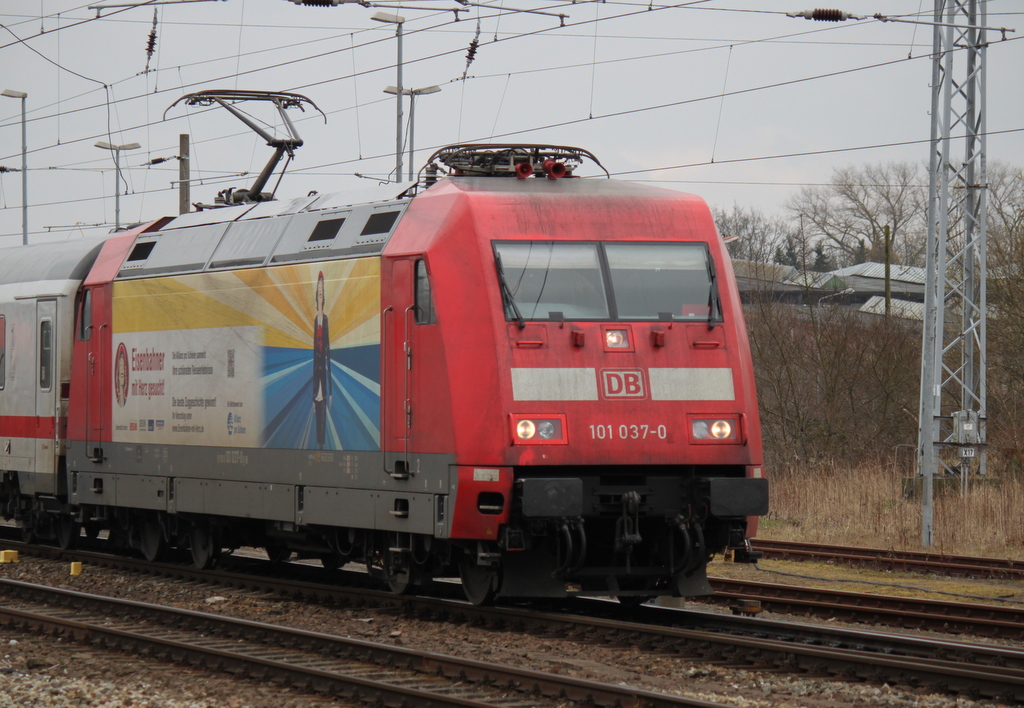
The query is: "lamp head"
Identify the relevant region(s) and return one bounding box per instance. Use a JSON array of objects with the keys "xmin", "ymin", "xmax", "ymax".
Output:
[
  {"xmin": 371, "ymin": 11, "xmax": 404, "ymax": 23},
  {"xmin": 95, "ymin": 141, "xmax": 141, "ymax": 151}
]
